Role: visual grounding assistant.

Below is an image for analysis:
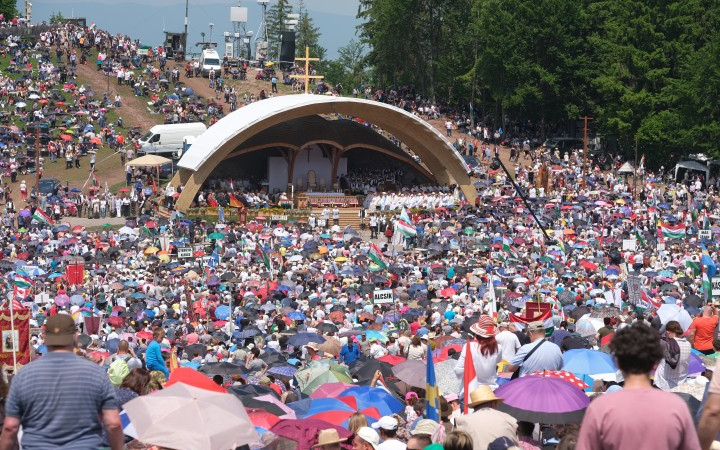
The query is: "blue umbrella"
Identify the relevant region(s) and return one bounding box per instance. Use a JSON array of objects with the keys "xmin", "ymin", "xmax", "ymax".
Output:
[
  {"xmin": 233, "ymin": 329, "xmax": 260, "ymax": 340},
  {"xmin": 338, "ymin": 385, "xmax": 403, "ymax": 416},
  {"xmin": 288, "ymin": 311, "xmax": 306, "ymax": 321},
  {"xmin": 70, "ymin": 294, "xmax": 84, "ymax": 306},
  {"xmin": 105, "ymin": 338, "xmax": 120, "ymax": 354},
  {"xmin": 131, "ymin": 292, "xmax": 146, "ymax": 299},
  {"xmin": 287, "ymin": 332, "xmax": 325, "ymax": 347},
  {"xmin": 181, "ymin": 361, "xmax": 202, "ymax": 370},
  {"xmin": 124, "ymin": 281, "xmax": 138, "ymax": 287},
  {"xmin": 48, "ymin": 272, "xmax": 63, "ymax": 279},
  {"xmin": 268, "ymin": 365, "xmax": 298, "ymax": 377},
  {"xmin": 214, "ymin": 305, "xmax": 230, "ymax": 320},
  {"xmin": 143, "ymin": 310, "xmax": 156, "ymax": 318},
  {"xmin": 562, "ymin": 349, "xmax": 617, "ymax": 375}
]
